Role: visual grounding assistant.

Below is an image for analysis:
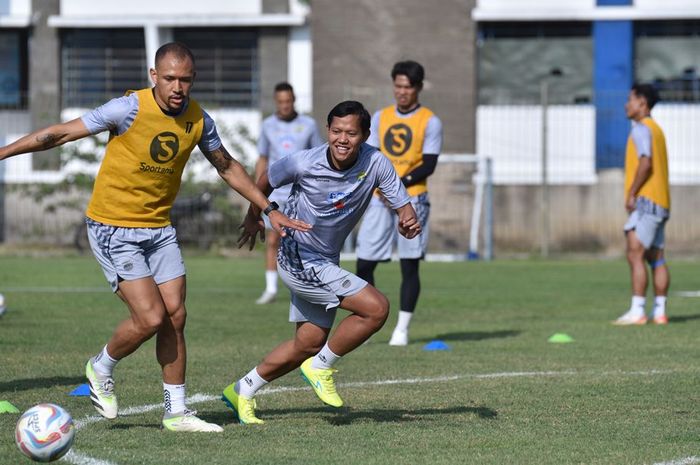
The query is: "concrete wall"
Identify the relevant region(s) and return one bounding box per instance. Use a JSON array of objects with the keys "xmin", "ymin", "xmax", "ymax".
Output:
[
  {"xmin": 259, "ymin": 27, "xmax": 289, "ymax": 116},
  {"xmin": 311, "ymin": 0, "xmax": 477, "ymax": 153},
  {"xmin": 489, "ymin": 178, "xmax": 700, "ymax": 256},
  {"xmin": 29, "ymin": 0, "xmax": 60, "ymax": 170}
]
